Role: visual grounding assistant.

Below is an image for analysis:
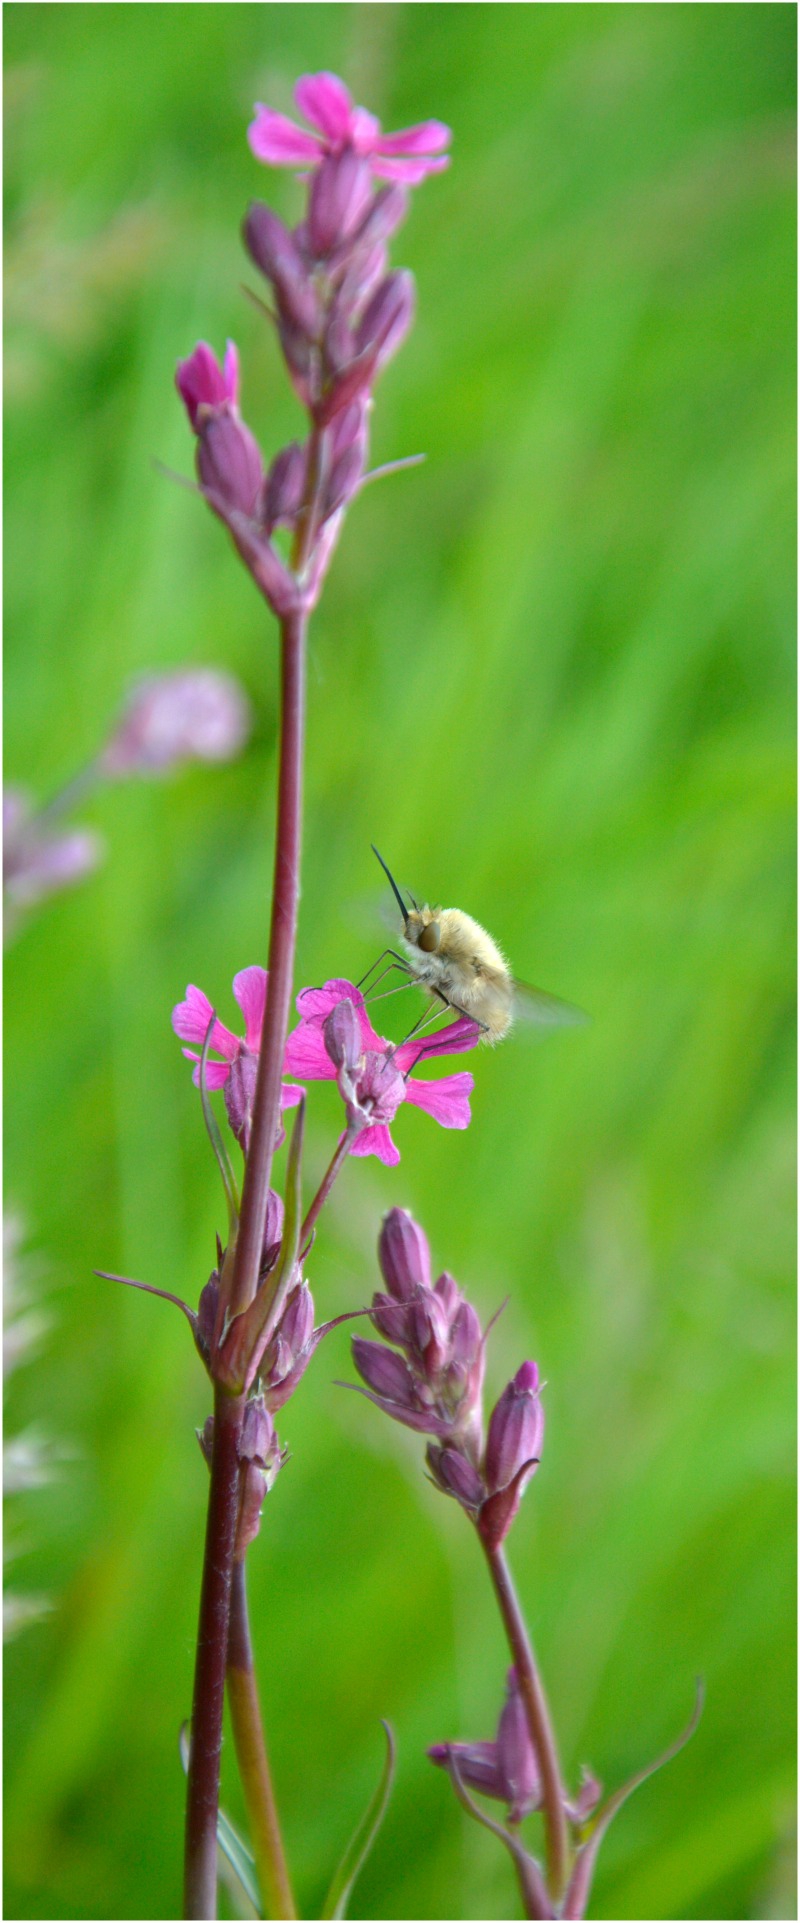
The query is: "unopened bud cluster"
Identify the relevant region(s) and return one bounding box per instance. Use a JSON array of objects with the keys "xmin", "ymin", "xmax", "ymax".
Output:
[
  {"xmin": 352, "ymin": 1209, "xmax": 544, "ymax": 1551},
  {"xmin": 175, "ymin": 72, "xmax": 441, "ymax": 621}
]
